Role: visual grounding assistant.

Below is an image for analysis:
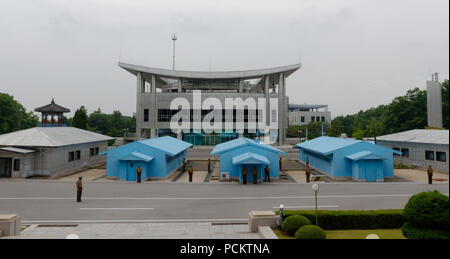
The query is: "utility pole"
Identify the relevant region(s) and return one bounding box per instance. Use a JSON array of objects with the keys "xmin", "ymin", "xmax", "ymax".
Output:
[
  {"xmin": 373, "ymin": 120, "xmax": 377, "ymax": 144},
  {"xmin": 171, "ymin": 33, "xmax": 177, "ymax": 70}
]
